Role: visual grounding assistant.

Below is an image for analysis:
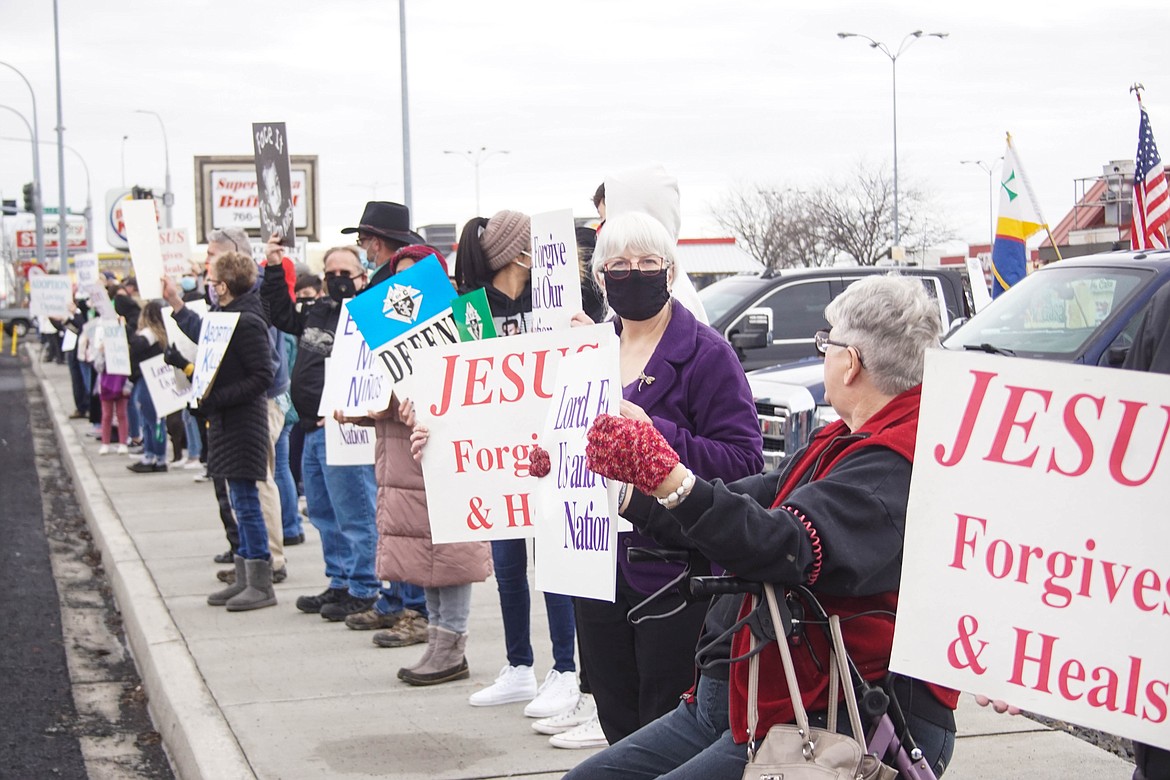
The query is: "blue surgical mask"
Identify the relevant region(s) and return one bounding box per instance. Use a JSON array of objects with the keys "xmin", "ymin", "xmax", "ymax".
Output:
[
  {"xmin": 355, "ymin": 248, "xmax": 369, "ymax": 268},
  {"xmin": 179, "ymin": 276, "xmax": 196, "ymax": 292}
]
